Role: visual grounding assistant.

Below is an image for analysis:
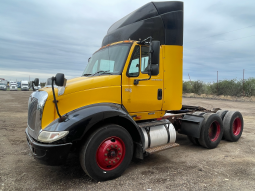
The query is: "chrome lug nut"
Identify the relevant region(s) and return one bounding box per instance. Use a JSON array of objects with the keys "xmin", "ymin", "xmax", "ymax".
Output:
[
  {"xmin": 105, "ymin": 158, "xmax": 108, "ymax": 161},
  {"xmin": 111, "ymin": 145, "xmax": 113, "ymax": 148}
]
